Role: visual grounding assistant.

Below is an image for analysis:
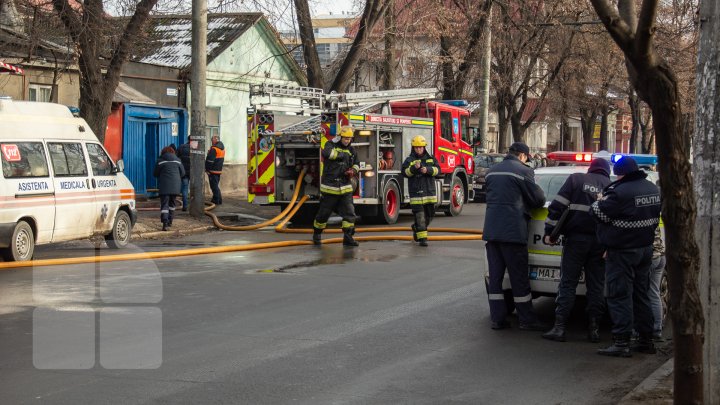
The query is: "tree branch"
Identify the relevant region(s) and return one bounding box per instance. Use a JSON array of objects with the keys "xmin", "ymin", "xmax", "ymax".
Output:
[
  {"xmin": 589, "ymin": 0, "xmax": 635, "ymax": 55},
  {"xmin": 106, "ymin": 0, "xmax": 160, "ymax": 85},
  {"xmin": 635, "ymin": 0, "xmax": 660, "ymax": 66}
]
